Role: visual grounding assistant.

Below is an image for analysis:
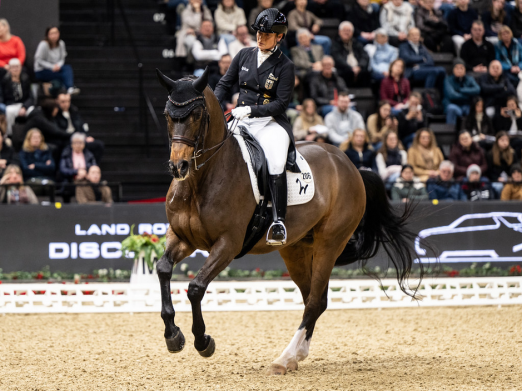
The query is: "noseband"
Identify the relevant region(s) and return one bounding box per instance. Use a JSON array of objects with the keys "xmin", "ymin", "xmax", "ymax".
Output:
[{"xmin": 166, "ymin": 89, "xmax": 234, "ymax": 171}]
